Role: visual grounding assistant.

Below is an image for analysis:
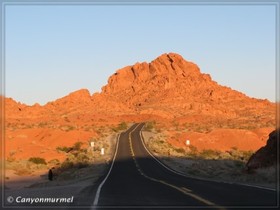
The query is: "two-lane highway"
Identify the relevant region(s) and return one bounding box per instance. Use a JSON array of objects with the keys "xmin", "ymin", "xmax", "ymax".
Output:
[{"xmin": 93, "ymin": 123, "xmax": 277, "ymax": 209}]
